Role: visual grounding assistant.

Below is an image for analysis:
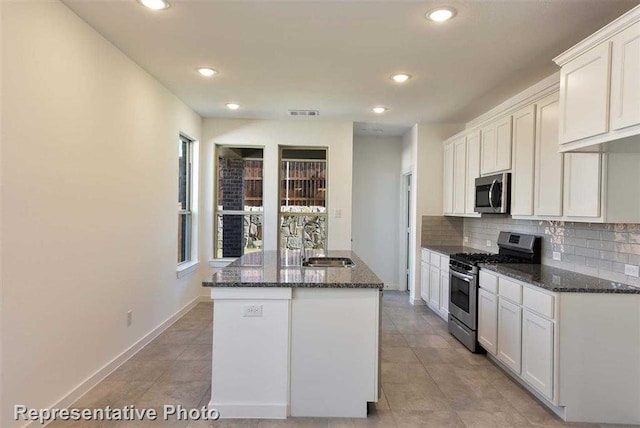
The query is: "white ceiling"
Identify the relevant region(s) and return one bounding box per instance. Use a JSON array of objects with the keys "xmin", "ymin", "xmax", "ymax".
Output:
[{"xmin": 63, "ymin": 0, "xmax": 639, "ymax": 136}]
